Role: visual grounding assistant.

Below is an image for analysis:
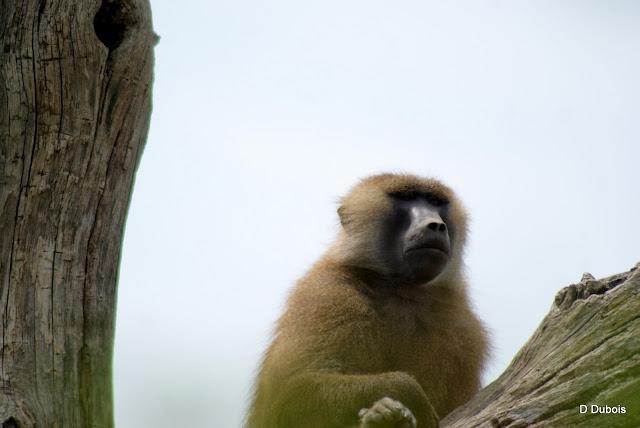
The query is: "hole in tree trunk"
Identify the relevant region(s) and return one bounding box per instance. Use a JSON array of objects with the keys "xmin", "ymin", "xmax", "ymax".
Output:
[
  {"xmin": 2, "ymin": 418, "xmax": 19, "ymax": 428},
  {"xmin": 94, "ymin": 0, "xmax": 139, "ymax": 50}
]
